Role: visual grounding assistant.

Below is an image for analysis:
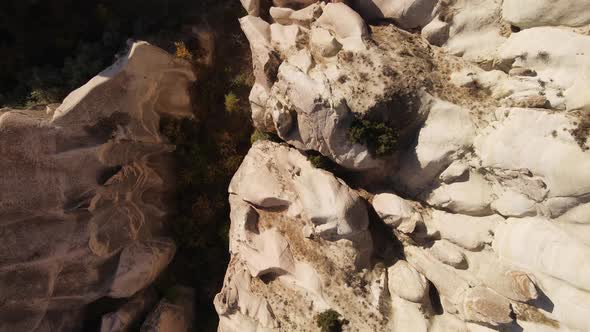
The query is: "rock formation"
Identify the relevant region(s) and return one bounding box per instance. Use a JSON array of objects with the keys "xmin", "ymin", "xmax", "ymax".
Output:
[
  {"xmin": 0, "ymin": 42, "xmax": 195, "ymax": 331},
  {"xmin": 217, "ymin": 0, "xmax": 590, "ymax": 331},
  {"xmin": 2, "ymin": 0, "xmax": 590, "ymax": 331}
]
